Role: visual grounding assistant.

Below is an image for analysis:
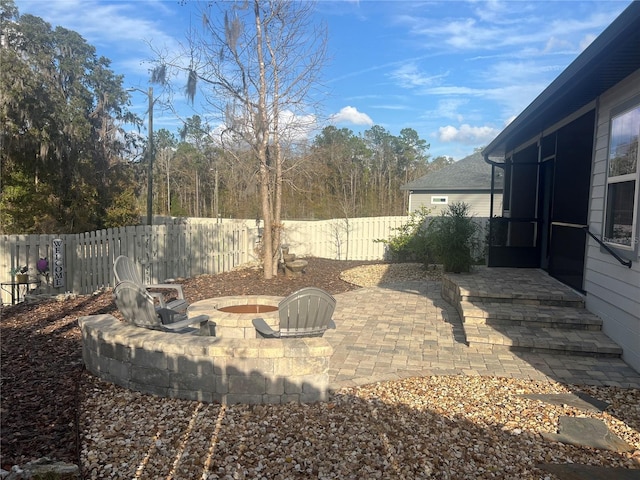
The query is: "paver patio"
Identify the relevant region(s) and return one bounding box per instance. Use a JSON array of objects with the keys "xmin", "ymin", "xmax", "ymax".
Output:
[{"xmin": 325, "ymin": 280, "xmax": 640, "ymax": 390}]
